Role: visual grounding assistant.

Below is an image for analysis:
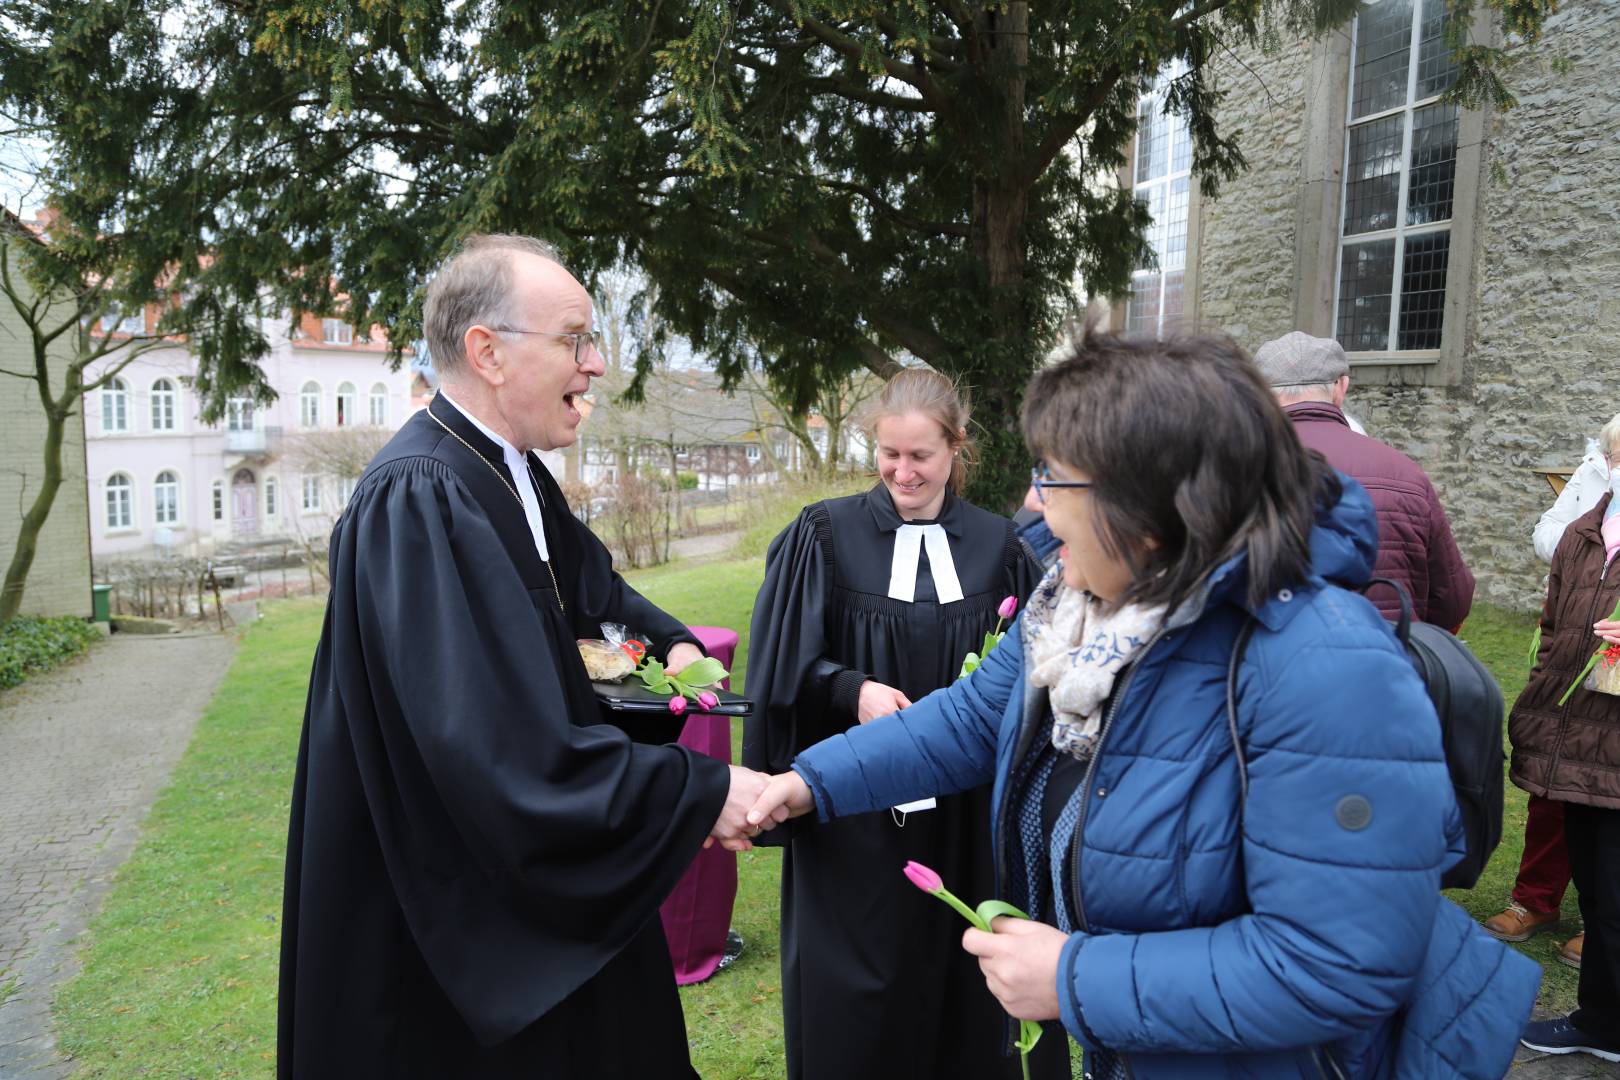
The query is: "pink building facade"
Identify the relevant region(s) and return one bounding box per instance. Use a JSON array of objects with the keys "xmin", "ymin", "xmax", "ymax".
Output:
[{"xmin": 84, "ymin": 310, "xmax": 416, "ymax": 559}]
